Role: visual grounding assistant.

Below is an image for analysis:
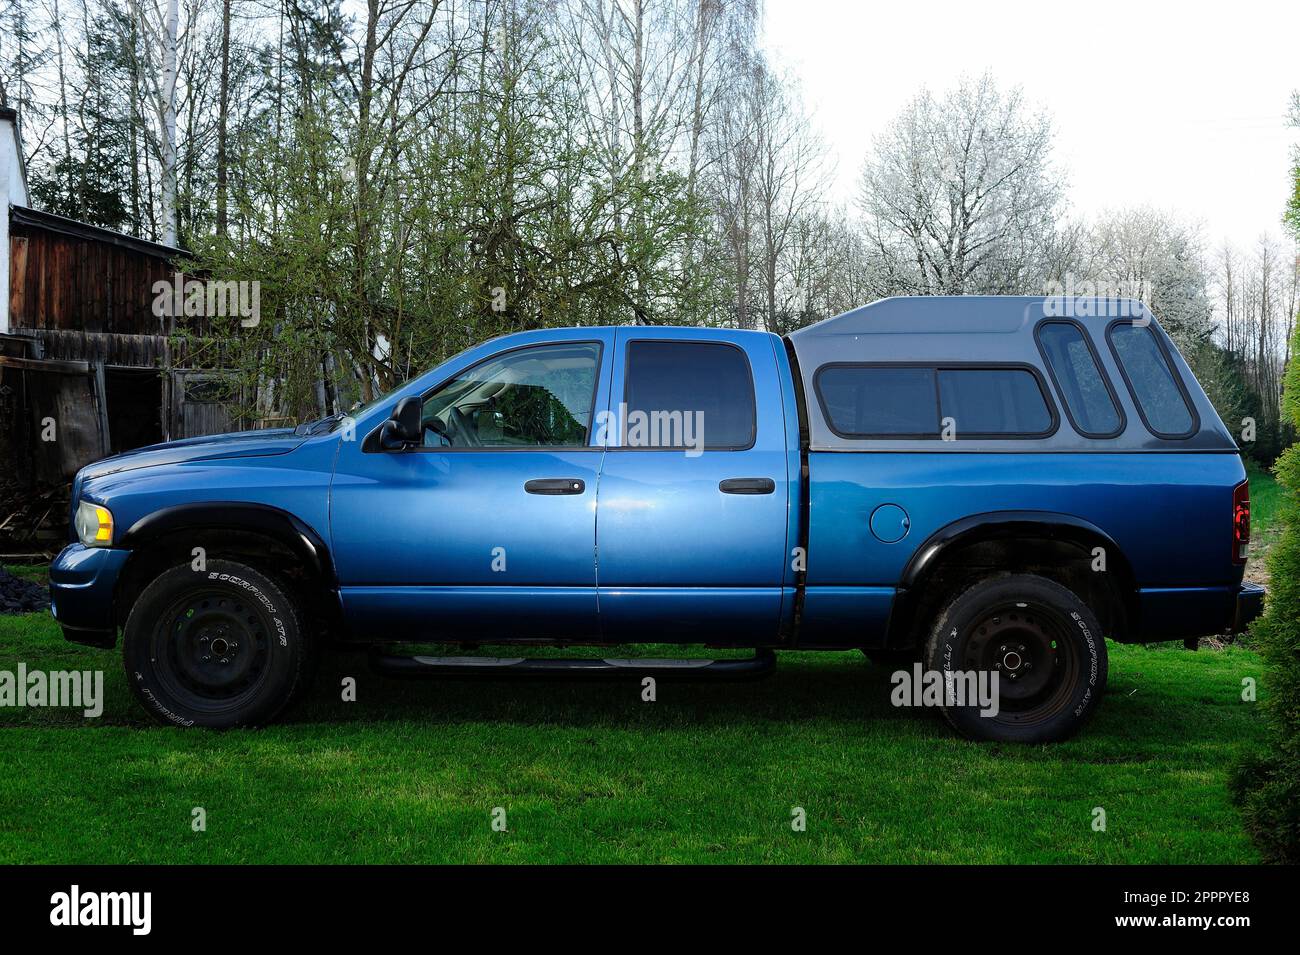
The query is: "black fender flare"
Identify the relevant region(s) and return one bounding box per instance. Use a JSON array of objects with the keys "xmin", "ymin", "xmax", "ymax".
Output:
[
  {"xmin": 898, "ymin": 509, "xmax": 1138, "ymax": 619},
  {"xmin": 902, "ymin": 510, "xmax": 1136, "ymax": 590},
  {"xmin": 118, "ymin": 501, "xmax": 336, "ymax": 586}
]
